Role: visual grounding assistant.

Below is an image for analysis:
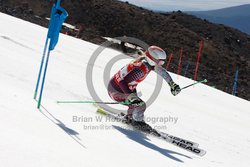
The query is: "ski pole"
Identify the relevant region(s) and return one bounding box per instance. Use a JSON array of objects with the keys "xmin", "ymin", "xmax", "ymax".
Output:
[
  {"xmin": 181, "ymin": 79, "xmax": 207, "ymax": 90},
  {"xmin": 56, "ymin": 101, "xmax": 133, "ymax": 105}
]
